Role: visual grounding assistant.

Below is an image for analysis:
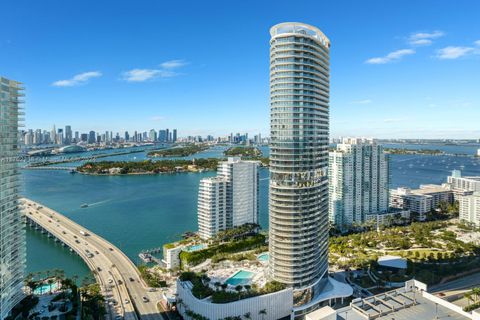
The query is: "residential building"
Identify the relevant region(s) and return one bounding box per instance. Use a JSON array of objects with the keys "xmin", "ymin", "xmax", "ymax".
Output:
[
  {"xmin": 448, "ymin": 170, "xmax": 480, "ymax": 193},
  {"xmin": 365, "ymin": 209, "xmax": 410, "ymax": 227},
  {"xmin": 197, "ymin": 158, "xmax": 259, "ymax": 239},
  {"xmin": 269, "ymin": 22, "xmax": 333, "ymax": 316},
  {"xmin": 328, "ymin": 138, "xmax": 389, "ymax": 228},
  {"xmin": 390, "ymin": 184, "xmax": 453, "ymax": 221},
  {"xmin": 197, "ymin": 177, "xmax": 228, "ymax": 239},
  {"xmin": 459, "ymin": 192, "xmax": 480, "ymax": 227},
  {"xmin": 217, "ymin": 157, "xmax": 259, "ymax": 227},
  {"xmin": 0, "ymin": 76, "xmax": 26, "ymax": 319}
]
